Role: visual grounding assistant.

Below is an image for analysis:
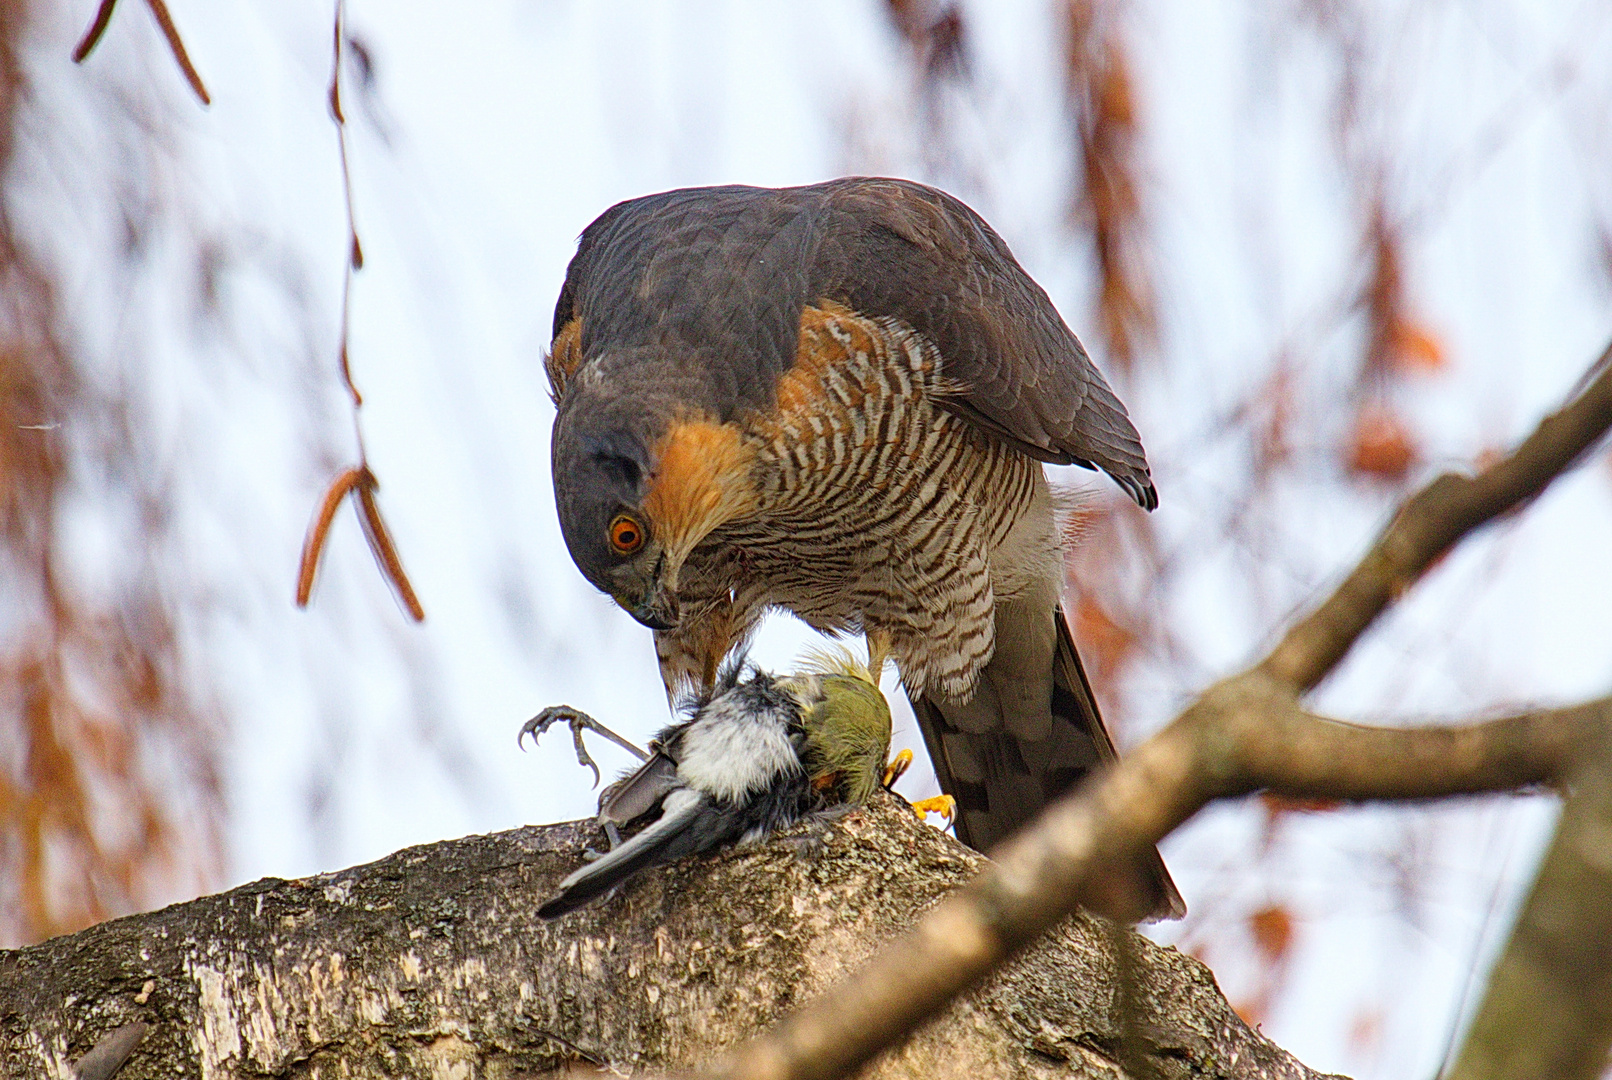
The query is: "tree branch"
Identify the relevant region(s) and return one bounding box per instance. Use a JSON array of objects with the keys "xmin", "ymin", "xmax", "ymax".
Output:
[
  {"xmin": 1261, "ymin": 338, "xmax": 1612, "ymax": 693},
  {"xmin": 1448, "ymin": 728, "xmax": 1612, "ymax": 1080},
  {"xmin": 0, "ymin": 798, "xmax": 1329, "ymax": 1080},
  {"xmin": 703, "ymin": 343, "xmax": 1612, "ymax": 1080}
]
